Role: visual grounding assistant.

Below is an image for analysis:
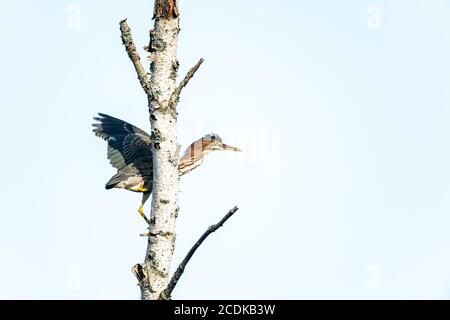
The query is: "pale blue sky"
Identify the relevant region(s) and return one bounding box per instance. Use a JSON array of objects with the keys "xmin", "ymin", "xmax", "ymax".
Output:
[{"xmin": 0, "ymin": 0, "xmax": 450, "ymax": 299}]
